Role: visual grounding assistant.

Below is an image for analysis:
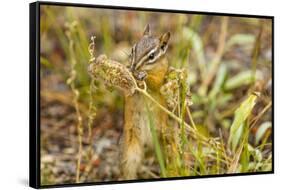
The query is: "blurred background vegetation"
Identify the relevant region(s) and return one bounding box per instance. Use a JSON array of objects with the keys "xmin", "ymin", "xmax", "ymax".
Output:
[{"xmin": 40, "ymin": 5, "xmax": 272, "ymax": 185}]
